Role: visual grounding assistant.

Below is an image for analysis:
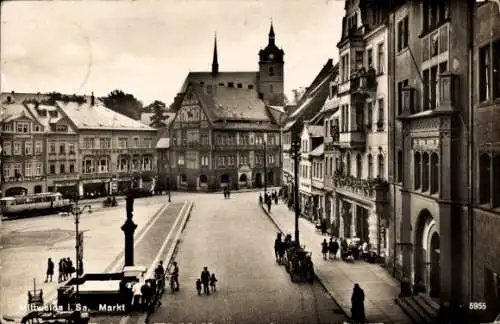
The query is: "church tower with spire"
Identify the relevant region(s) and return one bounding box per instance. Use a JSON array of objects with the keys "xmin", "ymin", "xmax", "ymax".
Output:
[{"xmin": 258, "ymin": 21, "xmax": 285, "ymax": 105}]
